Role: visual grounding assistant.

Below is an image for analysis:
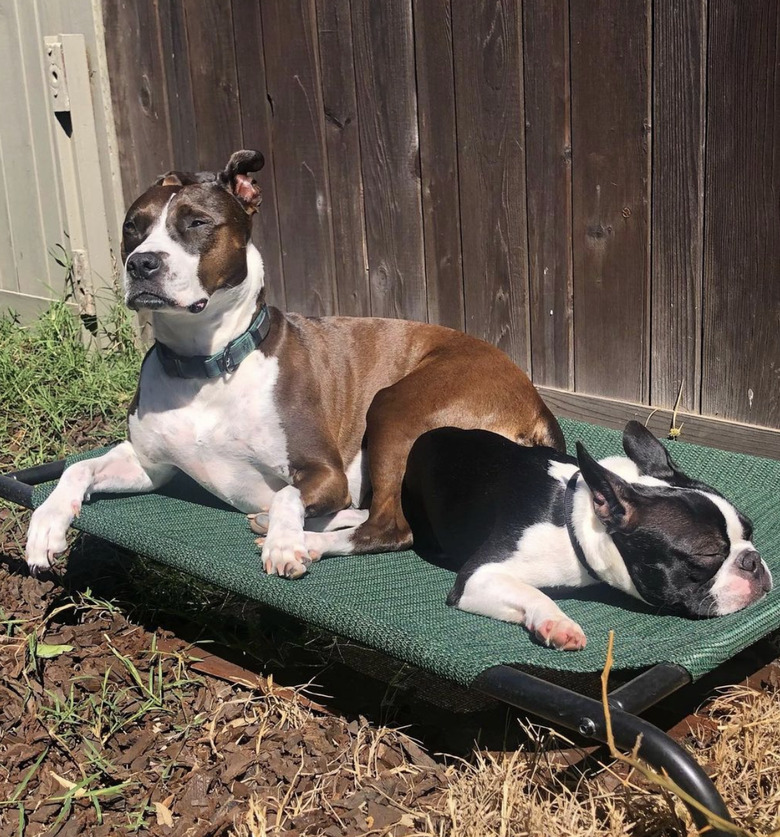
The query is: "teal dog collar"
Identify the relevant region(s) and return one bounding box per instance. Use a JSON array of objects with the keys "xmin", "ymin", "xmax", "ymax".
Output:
[{"xmin": 155, "ymin": 304, "xmax": 271, "ymax": 378}]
